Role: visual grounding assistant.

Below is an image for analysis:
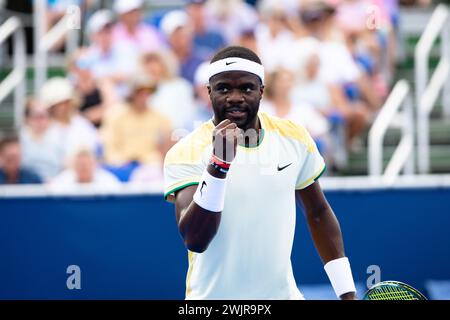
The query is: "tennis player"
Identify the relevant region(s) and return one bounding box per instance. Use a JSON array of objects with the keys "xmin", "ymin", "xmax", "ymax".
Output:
[{"xmin": 164, "ymin": 46, "xmax": 357, "ymax": 300}]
